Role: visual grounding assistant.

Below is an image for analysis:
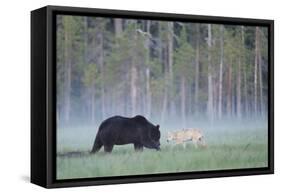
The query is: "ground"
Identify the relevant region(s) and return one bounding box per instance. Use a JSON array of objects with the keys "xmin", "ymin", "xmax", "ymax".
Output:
[{"xmin": 56, "ymin": 127, "xmax": 268, "ymax": 180}]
